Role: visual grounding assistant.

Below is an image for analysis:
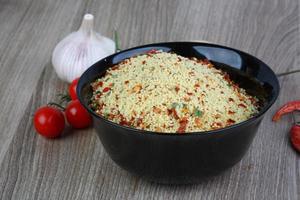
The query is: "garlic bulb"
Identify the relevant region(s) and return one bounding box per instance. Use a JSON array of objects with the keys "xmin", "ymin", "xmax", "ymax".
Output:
[{"xmin": 52, "ymin": 14, "xmax": 116, "ymax": 83}]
